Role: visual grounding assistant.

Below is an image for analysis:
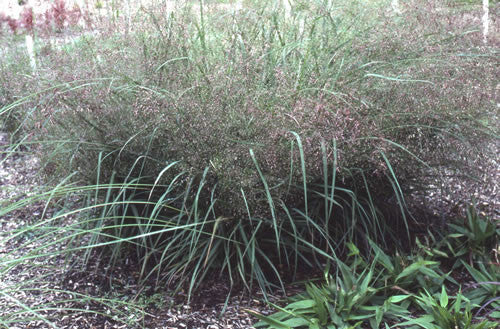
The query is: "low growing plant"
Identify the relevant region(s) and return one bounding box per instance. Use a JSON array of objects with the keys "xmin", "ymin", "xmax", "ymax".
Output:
[
  {"xmin": 462, "ymin": 261, "xmax": 500, "ymax": 320},
  {"xmin": 369, "ymin": 239, "xmax": 451, "ymax": 295},
  {"xmin": 447, "ymin": 207, "xmax": 499, "ymax": 264},
  {"xmin": 399, "ymin": 286, "xmax": 497, "ymax": 329},
  {"xmin": 249, "ymin": 245, "xmax": 411, "ymax": 329},
  {"xmin": 415, "ymin": 206, "xmax": 499, "ymax": 269}
]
